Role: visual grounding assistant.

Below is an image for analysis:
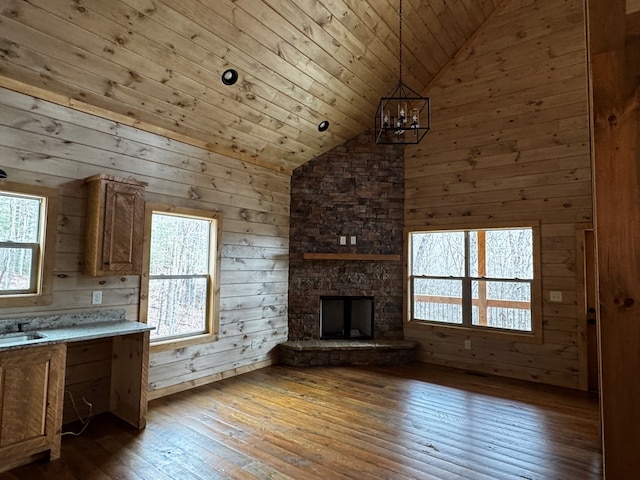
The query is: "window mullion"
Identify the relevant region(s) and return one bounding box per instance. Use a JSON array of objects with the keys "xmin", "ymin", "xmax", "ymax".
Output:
[{"xmin": 462, "ymin": 231, "xmax": 472, "ymax": 327}]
